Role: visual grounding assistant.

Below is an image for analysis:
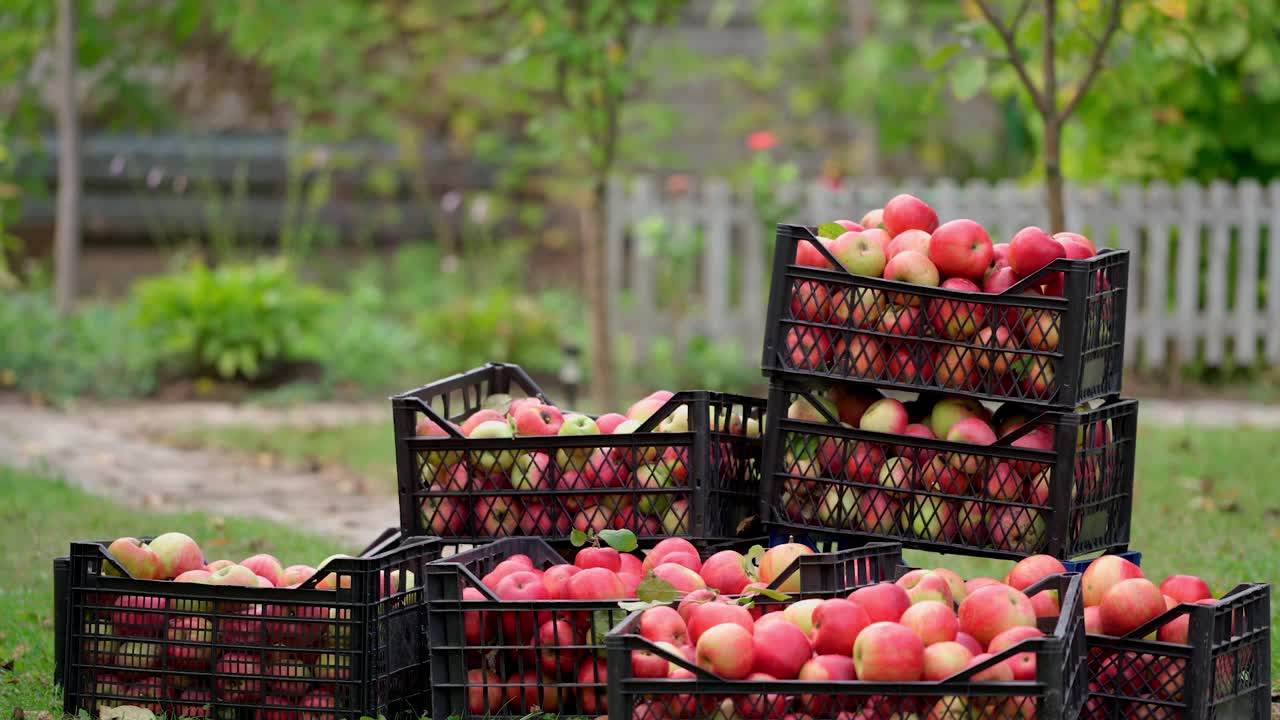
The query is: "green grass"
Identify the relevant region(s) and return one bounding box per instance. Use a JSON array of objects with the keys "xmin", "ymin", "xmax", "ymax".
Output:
[
  {"xmin": 167, "ymin": 421, "xmax": 397, "ymax": 491},
  {"xmin": 0, "ymin": 465, "xmax": 347, "ymax": 715}
]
